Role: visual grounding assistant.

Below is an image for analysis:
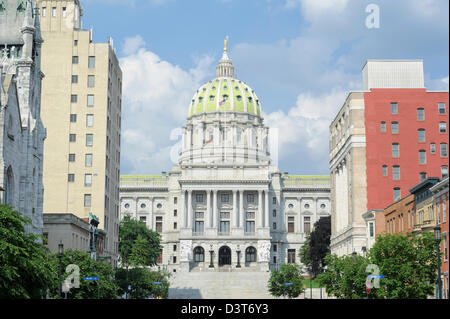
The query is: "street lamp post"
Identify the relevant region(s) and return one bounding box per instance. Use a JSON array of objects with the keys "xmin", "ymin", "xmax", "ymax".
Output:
[
  {"xmin": 58, "ymin": 241, "xmax": 64, "ymax": 299},
  {"xmin": 434, "ymin": 225, "xmax": 442, "ymax": 299}
]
